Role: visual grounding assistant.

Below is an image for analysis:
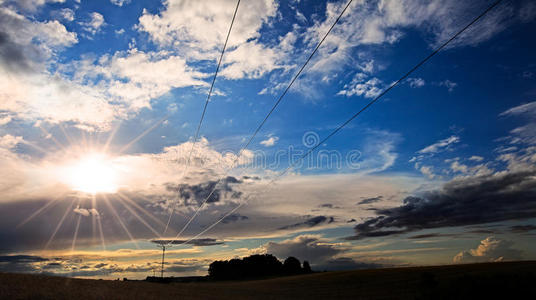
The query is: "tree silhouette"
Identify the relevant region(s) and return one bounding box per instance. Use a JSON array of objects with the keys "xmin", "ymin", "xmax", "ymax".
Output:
[
  {"xmin": 303, "ymin": 261, "xmax": 312, "ymax": 273},
  {"xmin": 208, "ymin": 254, "xmax": 310, "ymax": 280},
  {"xmin": 283, "ymin": 257, "xmax": 302, "ymax": 275},
  {"xmin": 209, "ymin": 254, "xmax": 283, "ymax": 280}
]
